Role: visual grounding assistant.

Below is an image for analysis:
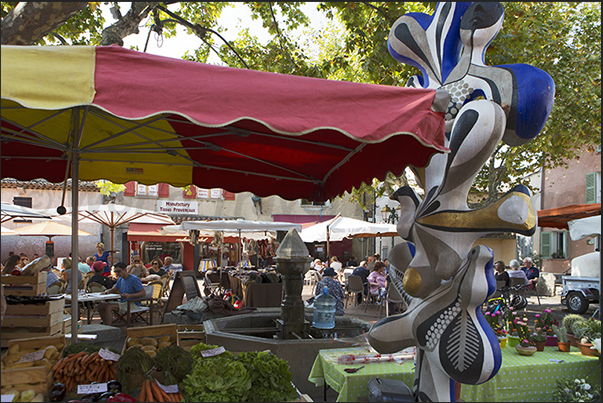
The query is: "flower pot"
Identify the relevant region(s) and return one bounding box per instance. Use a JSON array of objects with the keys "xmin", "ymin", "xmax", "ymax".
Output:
[
  {"xmin": 577, "ymin": 342, "xmax": 599, "ymax": 357},
  {"xmin": 508, "ymin": 335, "xmax": 520, "ymax": 348},
  {"xmin": 567, "ymin": 333, "xmax": 579, "ymax": 347},
  {"xmin": 557, "ymin": 341, "xmax": 571, "ymax": 352},
  {"xmin": 498, "ymin": 337, "xmax": 508, "ymax": 349},
  {"xmin": 545, "ymin": 335, "xmax": 558, "ymax": 346},
  {"xmin": 535, "ymin": 341, "xmax": 546, "ymax": 351},
  {"xmin": 515, "ymin": 344, "xmax": 537, "ymax": 356}
]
